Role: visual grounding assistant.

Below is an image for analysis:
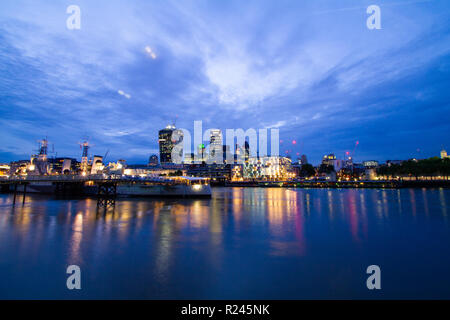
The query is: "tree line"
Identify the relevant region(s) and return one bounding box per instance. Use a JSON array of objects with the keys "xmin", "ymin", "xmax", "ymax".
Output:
[{"xmin": 377, "ymin": 157, "xmax": 450, "ymax": 179}]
